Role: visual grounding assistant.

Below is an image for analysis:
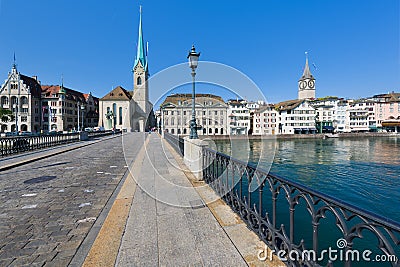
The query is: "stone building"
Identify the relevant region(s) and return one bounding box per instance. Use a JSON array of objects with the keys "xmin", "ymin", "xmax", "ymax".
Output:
[
  {"xmin": 227, "ymin": 99, "xmax": 251, "ymax": 135},
  {"xmin": 41, "ymin": 85, "xmax": 99, "ymax": 132},
  {"xmin": 252, "ymin": 104, "xmax": 278, "ymax": 135},
  {"xmin": 98, "ymin": 8, "xmax": 154, "ymax": 132},
  {"xmin": 160, "ymin": 94, "xmax": 228, "ymax": 135},
  {"xmin": 0, "ymin": 61, "xmax": 99, "ymax": 133},
  {"xmin": 275, "ymin": 99, "xmax": 316, "ymax": 134},
  {"xmin": 373, "ymin": 92, "xmax": 400, "ymax": 132},
  {"xmin": 0, "ymin": 63, "xmax": 42, "ymax": 133}
]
